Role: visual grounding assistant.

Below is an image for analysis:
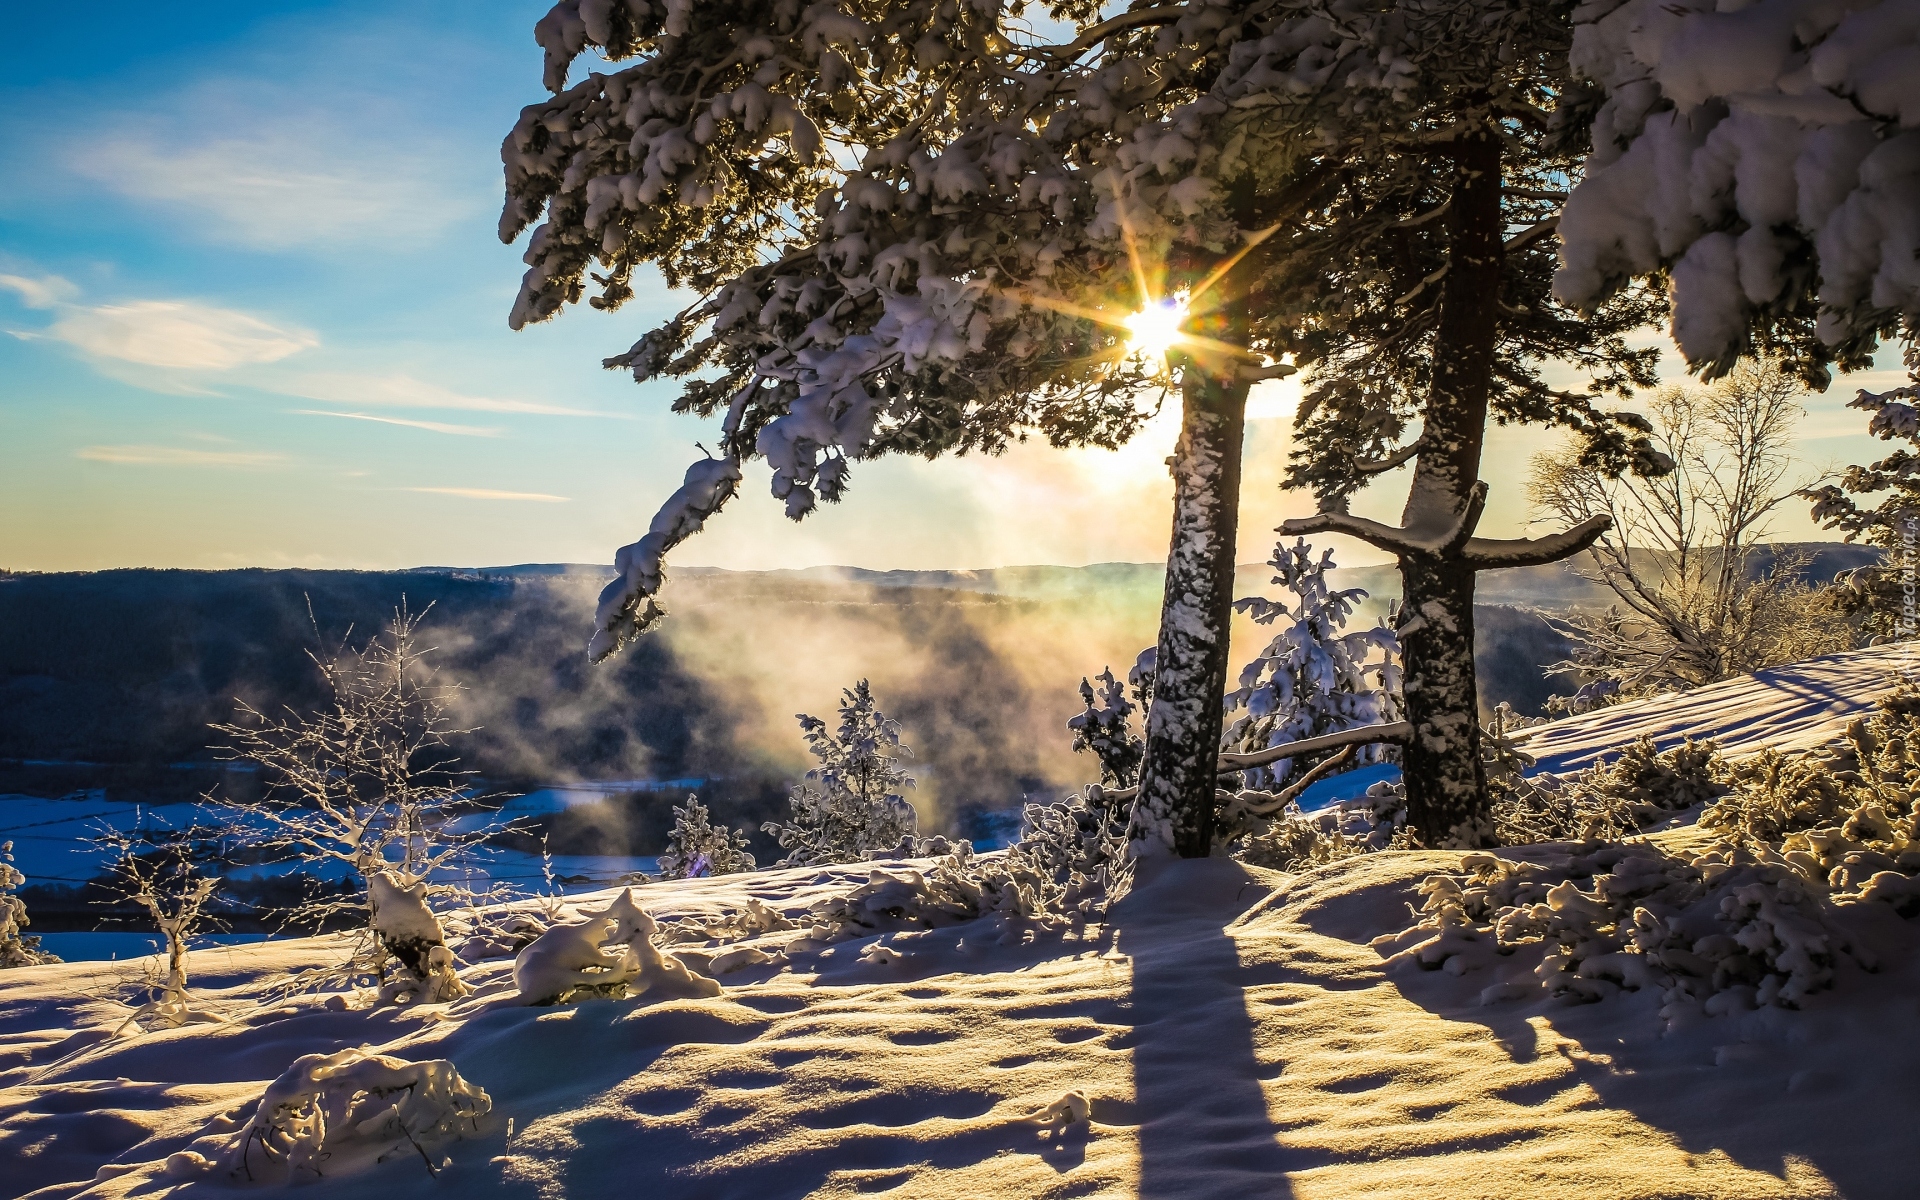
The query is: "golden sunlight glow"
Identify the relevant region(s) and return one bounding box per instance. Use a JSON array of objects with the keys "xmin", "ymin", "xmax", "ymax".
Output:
[{"xmin": 1124, "ymin": 297, "xmax": 1189, "ymax": 369}]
